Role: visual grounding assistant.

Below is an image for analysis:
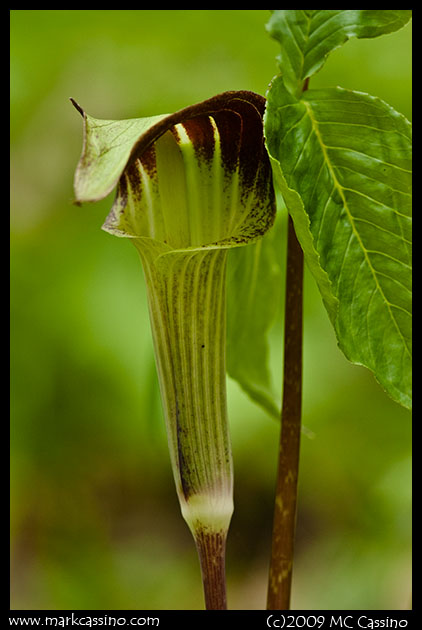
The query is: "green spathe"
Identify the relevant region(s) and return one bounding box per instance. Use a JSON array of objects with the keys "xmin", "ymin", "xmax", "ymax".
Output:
[{"xmin": 72, "ymin": 92, "xmax": 276, "ymax": 536}]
